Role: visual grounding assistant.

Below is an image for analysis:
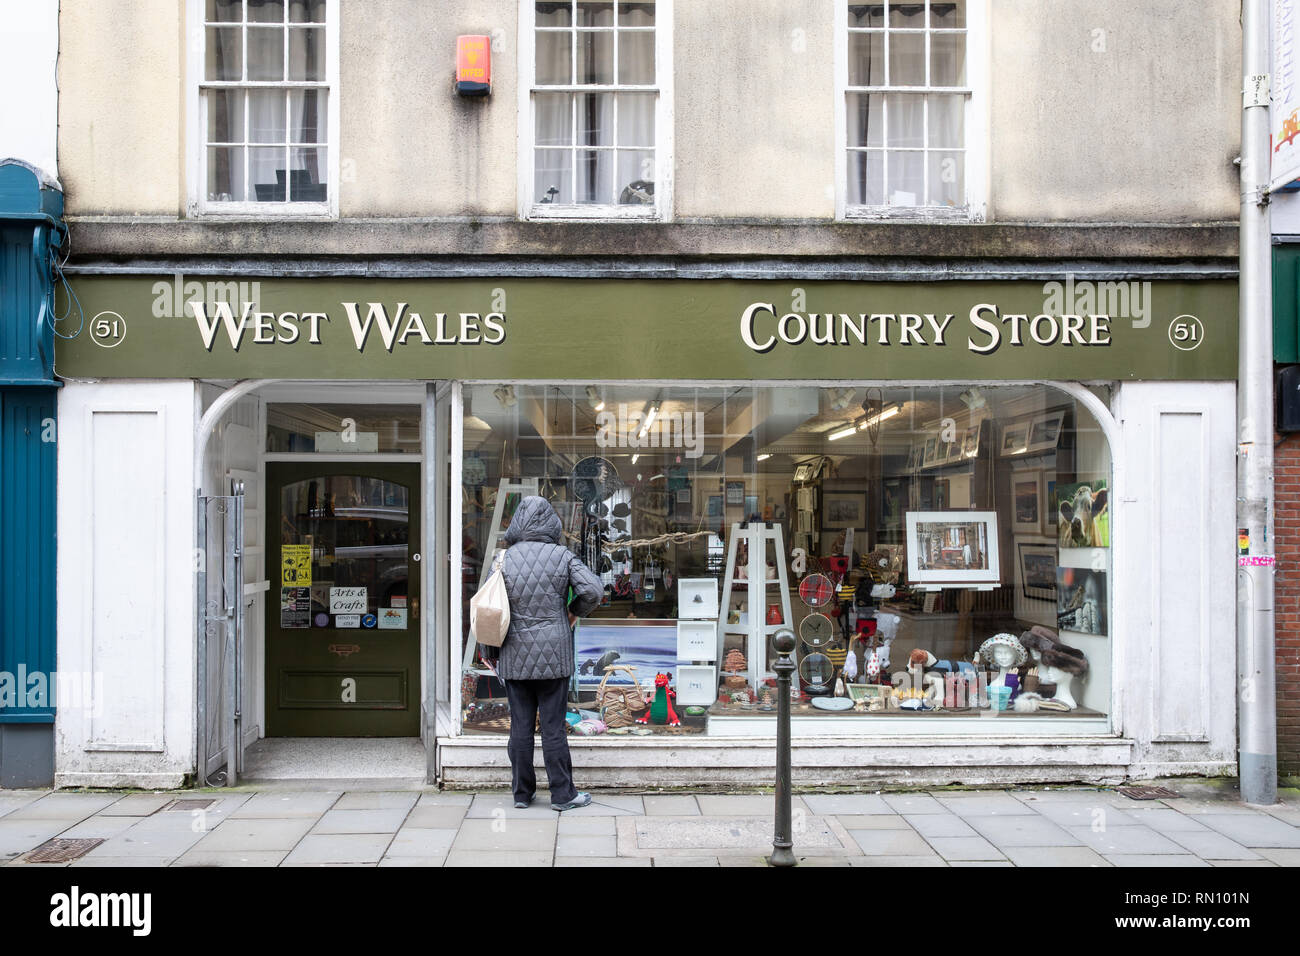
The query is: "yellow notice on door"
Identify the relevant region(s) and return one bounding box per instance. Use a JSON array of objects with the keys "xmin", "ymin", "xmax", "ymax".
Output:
[{"xmin": 281, "ymin": 544, "xmax": 312, "ymax": 586}]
